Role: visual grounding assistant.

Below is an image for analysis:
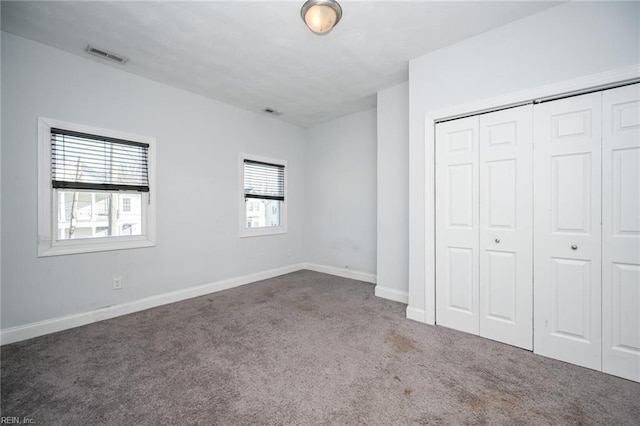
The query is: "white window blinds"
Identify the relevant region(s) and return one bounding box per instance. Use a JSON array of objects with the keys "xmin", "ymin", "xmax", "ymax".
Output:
[
  {"xmin": 51, "ymin": 128, "xmax": 150, "ymax": 192},
  {"xmin": 243, "ymin": 159, "xmax": 285, "ymax": 201}
]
